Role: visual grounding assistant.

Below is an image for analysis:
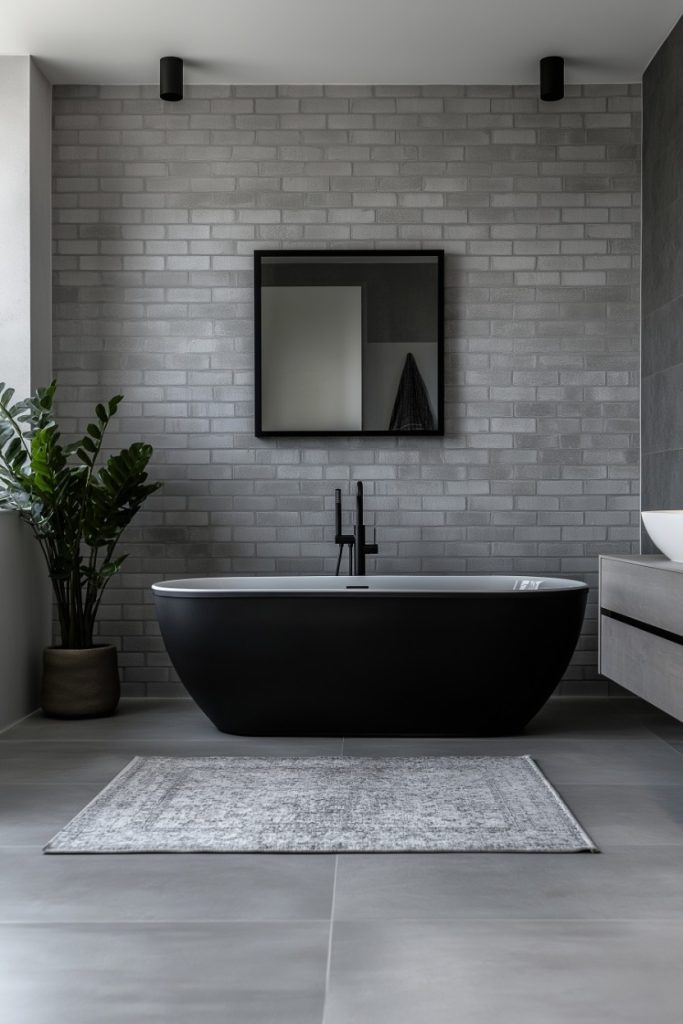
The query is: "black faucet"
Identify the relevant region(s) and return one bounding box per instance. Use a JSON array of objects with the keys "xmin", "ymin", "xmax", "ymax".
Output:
[
  {"xmin": 353, "ymin": 481, "xmax": 378, "ymax": 576},
  {"xmin": 334, "ymin": 481, "xmax": 378, "ymax": 576}
]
